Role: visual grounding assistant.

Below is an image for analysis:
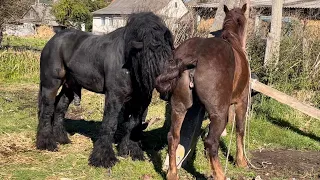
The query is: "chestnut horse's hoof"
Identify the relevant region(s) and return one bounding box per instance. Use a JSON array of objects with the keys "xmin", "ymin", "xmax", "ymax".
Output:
[
  {"xmin": 236, "ymin": 159, "xmax": 248, "ymax": 168},
  {"xmin": 166, "ymin": 172, "xmax": 178, "ymax": 180}
]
